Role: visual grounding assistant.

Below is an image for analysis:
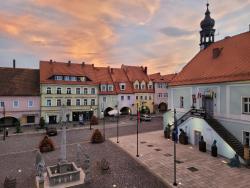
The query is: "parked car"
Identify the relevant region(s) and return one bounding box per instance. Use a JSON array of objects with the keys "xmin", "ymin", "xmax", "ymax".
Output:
[
  {"xmin": 46, "ymin": 126, "xmax": 57, "ymax": 136},
  {"xmin": 140, "ymin": 114, "xmax": 151, "ymax": 121}
]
